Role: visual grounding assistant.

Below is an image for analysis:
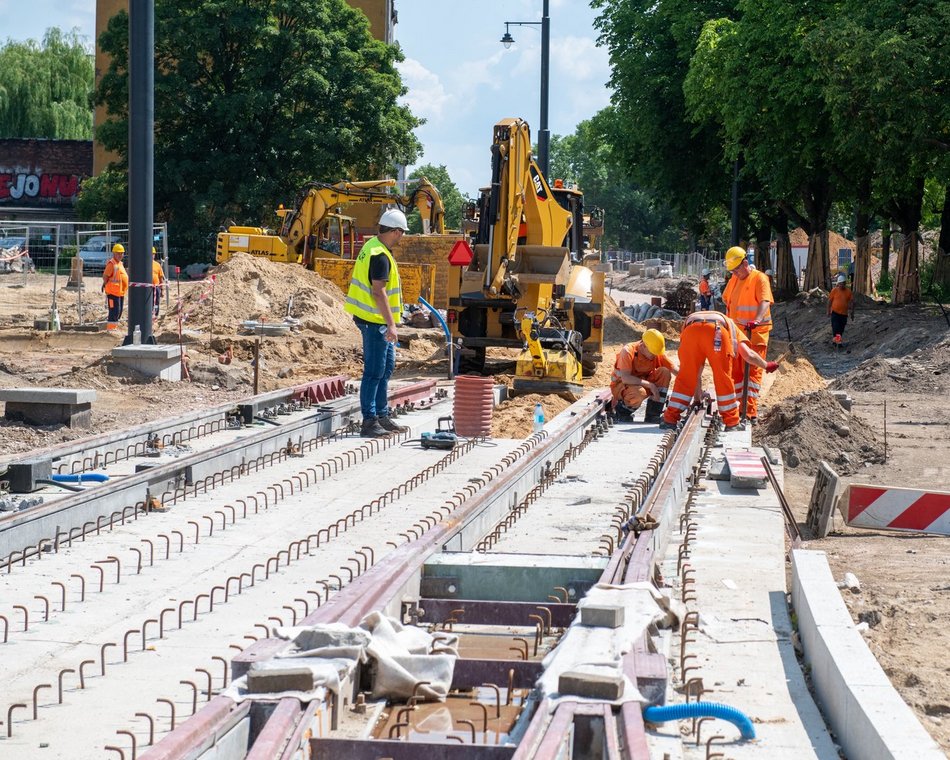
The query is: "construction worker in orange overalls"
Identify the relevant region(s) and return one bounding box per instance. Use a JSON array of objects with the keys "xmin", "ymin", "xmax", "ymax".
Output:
[
  {"xmin": 721, "ymin": 246, "xmax": 773, "ymax": 425},
  {"xmin": 698, "ymin": 269, "xmax": 713, "ymax": 310},
  {"xmin": 610, "ymin": 328, "xmax": 679, "ymax": 423},
  {"xmin": 151, "ymin": 247, "xmax": 166, "ymax": 318},
  {"xmin": 102, "ymin": 243, "xmax": 129, "ymax": 330},
  {"xmin": 660, "ymin": 311, "xmax": 779, "ymax": 431}
]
